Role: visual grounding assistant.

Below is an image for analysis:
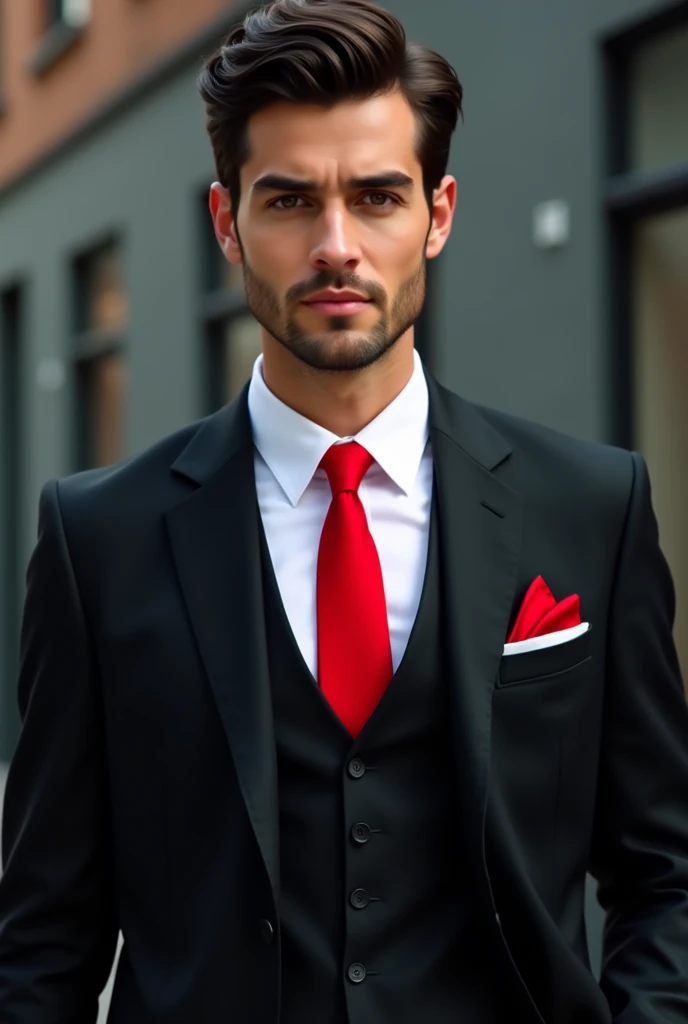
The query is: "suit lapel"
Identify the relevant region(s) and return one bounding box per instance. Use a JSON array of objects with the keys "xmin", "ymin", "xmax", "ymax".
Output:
[
  {"xmin": 164, "ymin": 386, "xmax": 280, "ymax": 906},
  {"xmin": 427, "ymin": 374, "xmax": 523, "ymax": 864}
]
